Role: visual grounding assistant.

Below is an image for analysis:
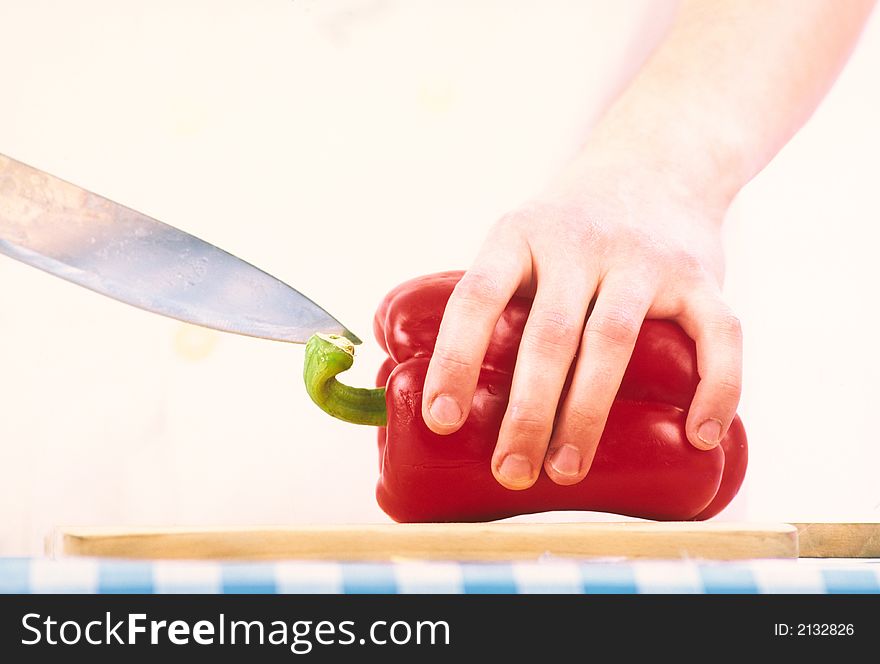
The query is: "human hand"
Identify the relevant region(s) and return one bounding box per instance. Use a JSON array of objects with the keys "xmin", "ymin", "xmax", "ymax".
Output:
[{"xmin": 420, "ymin": 151, "xmax": 742, "ymax": 490}]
